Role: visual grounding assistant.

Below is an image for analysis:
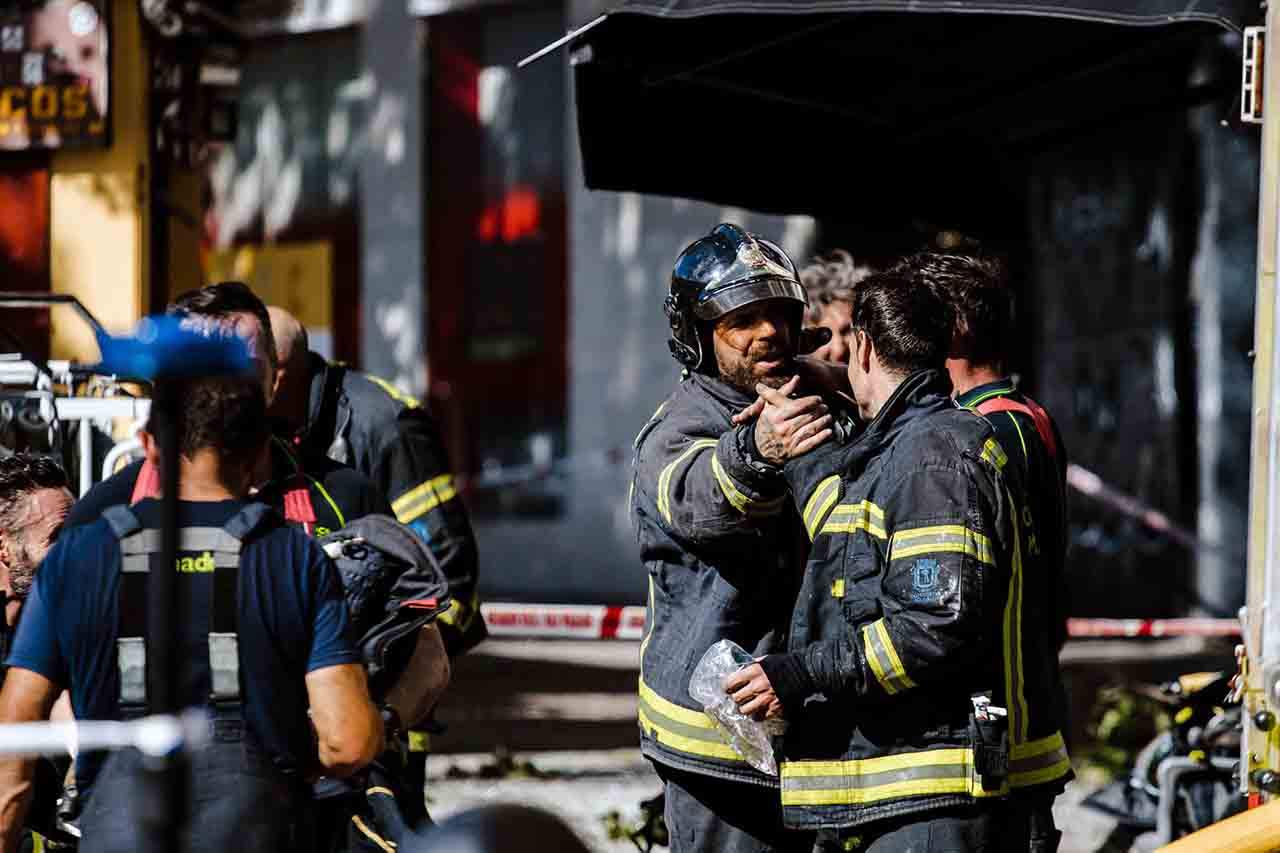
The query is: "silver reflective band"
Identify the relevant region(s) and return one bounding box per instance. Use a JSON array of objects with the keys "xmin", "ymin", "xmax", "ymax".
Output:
[
  {"xmin": 694, "ymin": 277, "xmax": 807, "ymax": 321},
  {"xmin": 118, "ymin": 637, "xmax": 147, "ymax": 706},
  {"xmin": 321, "ymin": 536, "xmax": 365, "ymax": 560},
  {"xmin": 120, "ymin": 555, "xmax": 150, "ymax": 574},
  {"xmin": 120, "ymin": 528, "xmax": 245, "ymax": 556},
  {"xmin": 208, "ymin": 633, "xmax": 240, "ymax": 701}
]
